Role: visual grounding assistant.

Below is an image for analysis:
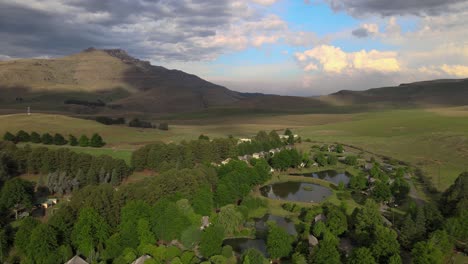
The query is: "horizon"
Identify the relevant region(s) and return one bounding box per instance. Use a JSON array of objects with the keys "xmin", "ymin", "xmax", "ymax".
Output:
[{"xmin": 0, "ymin": 1, "xmax": 467, "ymax": 96}]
